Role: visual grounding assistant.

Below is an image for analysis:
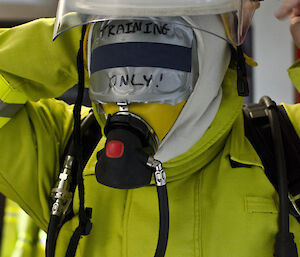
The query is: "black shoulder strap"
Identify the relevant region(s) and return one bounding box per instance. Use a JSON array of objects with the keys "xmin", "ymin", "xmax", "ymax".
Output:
[
  {"xmin": 68, "ymin": 110, "xmax": 102, "ymax": 193},
  {"xmin": 243, "ymin": 100, "xmax": 300, "ymax": 220}
]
